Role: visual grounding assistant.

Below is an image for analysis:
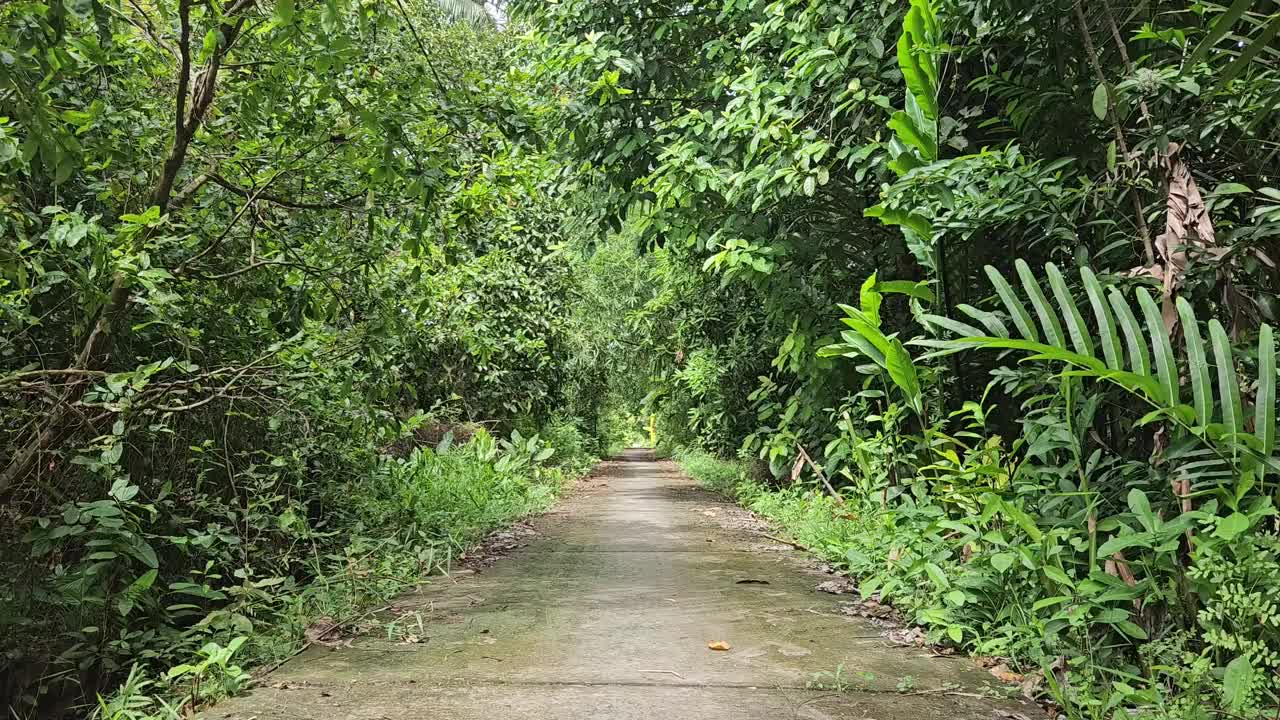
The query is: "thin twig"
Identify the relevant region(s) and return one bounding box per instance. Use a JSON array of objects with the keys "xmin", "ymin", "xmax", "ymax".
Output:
[
  {"xmin": 391, "ymin": 0, "xmax": 449, "ymax": 93},
  {"xmin": 1071, "ymin": 0, "xmax": 1155, "ymax": 266},
  {"xmin": 764, "ymin": 533, "xmax": 809, "ymax": 551},
  {"xmin": 1097, "ymin": 0, "xmax": 1153, "ymax": 129},
  {"xmin": 797, "ymin": 445, "xmax": 844, "ymax": 505}
]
